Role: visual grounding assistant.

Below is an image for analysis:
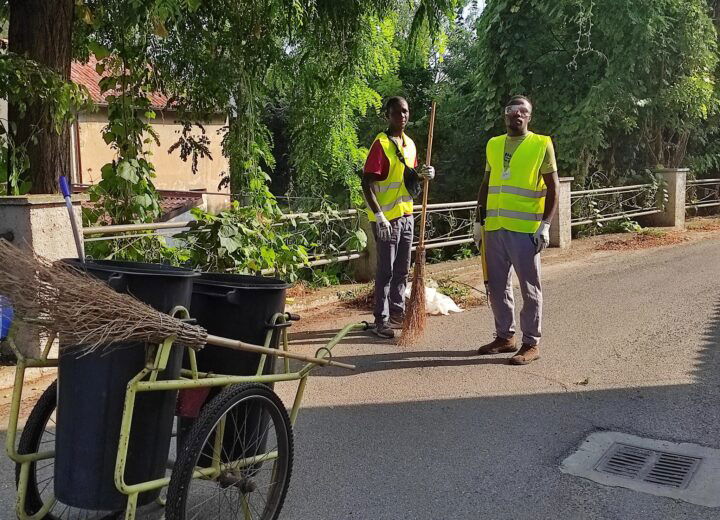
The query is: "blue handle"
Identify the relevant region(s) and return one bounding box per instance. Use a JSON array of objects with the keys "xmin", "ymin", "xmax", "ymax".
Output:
[{"xmin": 59, "ymin": 176, "xmax": 71, "ymax": 198}]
